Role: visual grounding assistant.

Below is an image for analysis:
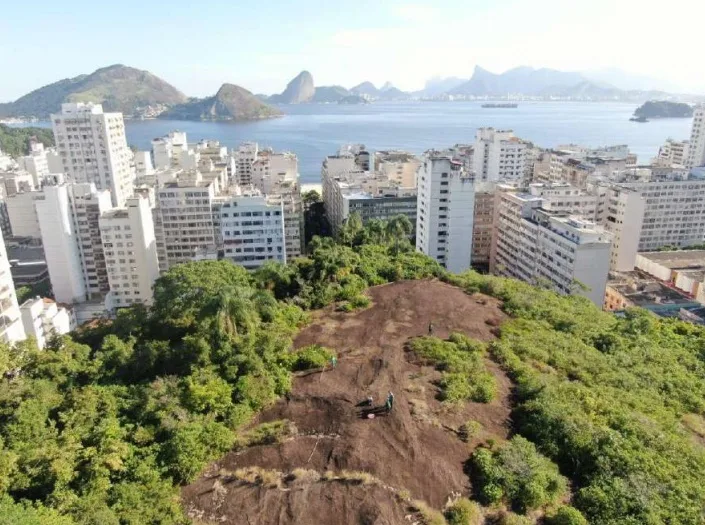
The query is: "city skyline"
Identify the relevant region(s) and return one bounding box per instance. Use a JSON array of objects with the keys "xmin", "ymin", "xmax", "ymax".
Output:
[{"xmin": 1, "ymin": 0, "xmax": 704, "ymax": 101}]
